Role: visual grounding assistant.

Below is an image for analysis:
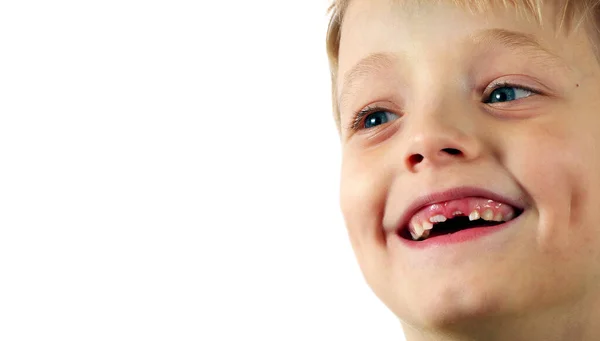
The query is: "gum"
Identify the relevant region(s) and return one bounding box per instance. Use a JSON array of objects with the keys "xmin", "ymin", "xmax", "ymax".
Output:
[{"xmin": 409, "ymin": 197, "xmax": 516, "ymax": 226}]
